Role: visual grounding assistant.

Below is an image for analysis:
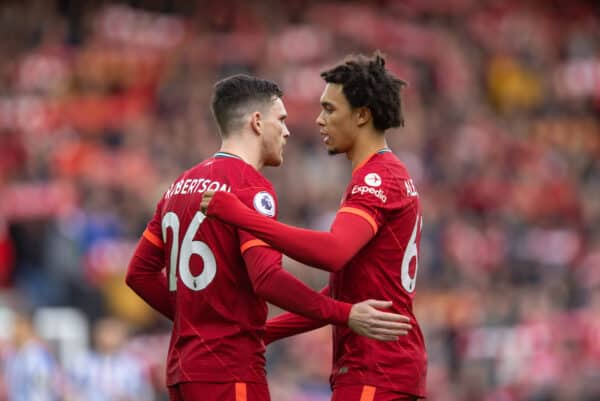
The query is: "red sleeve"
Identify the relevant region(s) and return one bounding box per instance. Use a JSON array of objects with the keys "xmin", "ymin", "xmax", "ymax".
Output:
[
  {"xmin": 125, "ymin": 235, "xmax": 174, "ymax": 320},
  {"xmin": 207, "ymin": 191, "xmax": 374, "ymax": 272},
  {"xmin": 242, "ymin": 246, "xmax": 350, "ymax": 325},
  {"xmin": 264, "ymin": 286, "xmax": 331, "ymax": 345}
]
